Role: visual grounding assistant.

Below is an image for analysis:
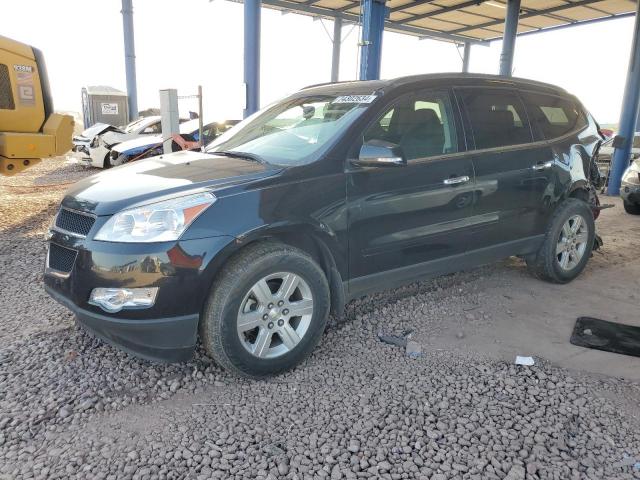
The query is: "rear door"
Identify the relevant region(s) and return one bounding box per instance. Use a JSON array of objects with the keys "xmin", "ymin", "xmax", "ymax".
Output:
[
  {"xmin": 455, "ymin": 87, "xmax": 540, "ymax": 250},
  {"xmin": 520, "ymin": 91, "xmax": 591, "ymax": 233},
  {"xmin": 347, "ymin": 88, "xmax": 475, "ymax": 287}
]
